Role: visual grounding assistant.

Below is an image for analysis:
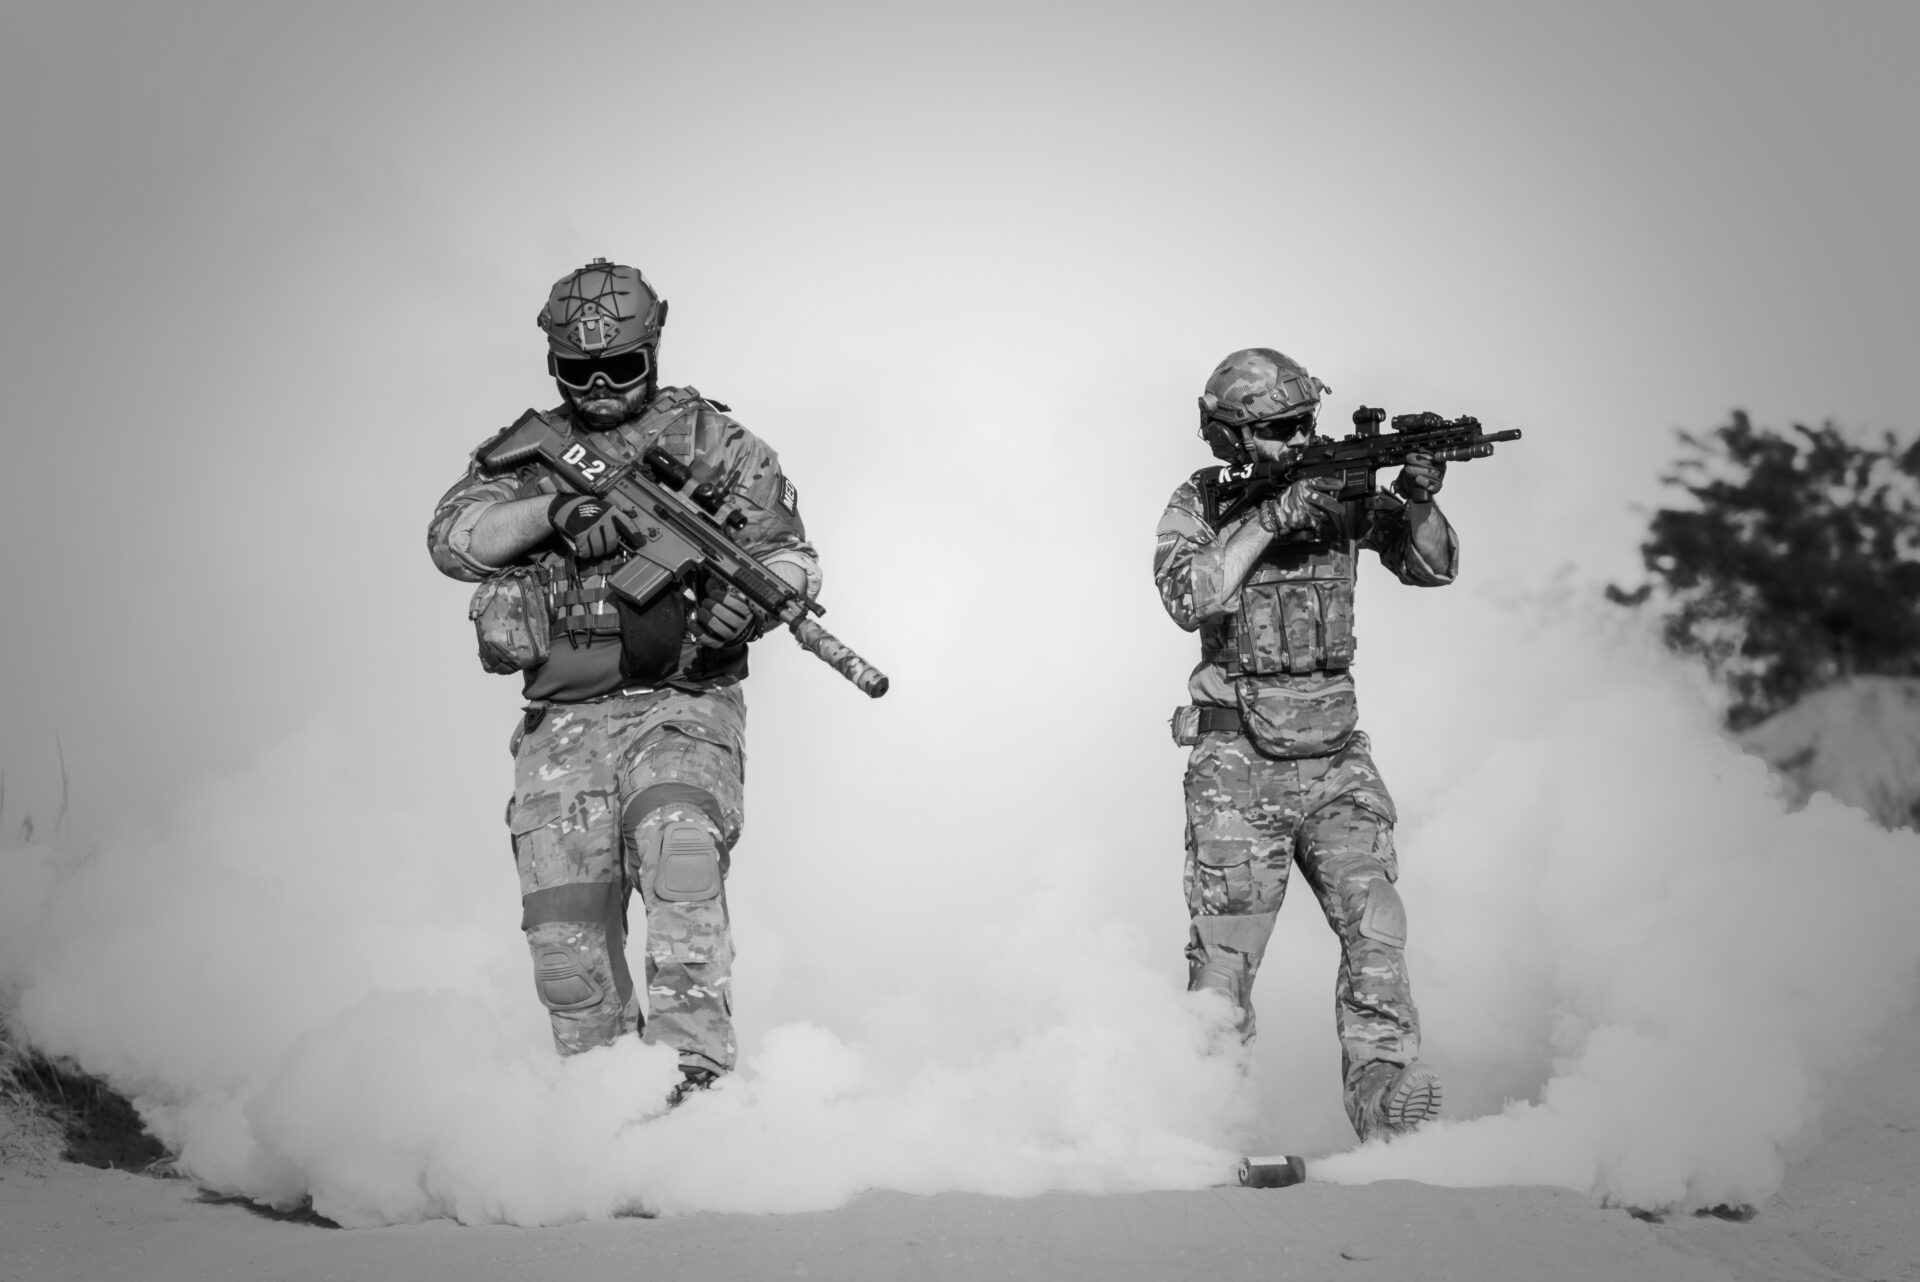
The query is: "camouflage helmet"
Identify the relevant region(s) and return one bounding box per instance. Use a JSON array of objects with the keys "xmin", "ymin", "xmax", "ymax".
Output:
[
  {"xmin": 537, "ymin": 258, "xmax": 667, "ymax": 359},
  {"xmin": 1197, "ymin": 348, "xmax": 1331, "ymax": 461}
]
